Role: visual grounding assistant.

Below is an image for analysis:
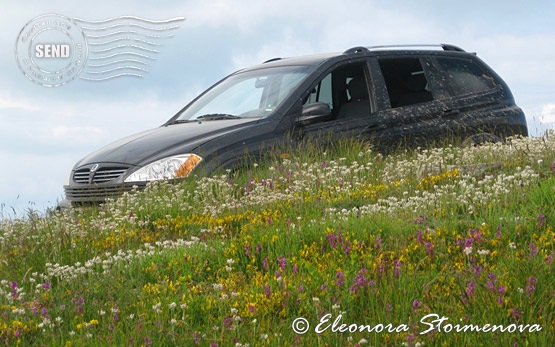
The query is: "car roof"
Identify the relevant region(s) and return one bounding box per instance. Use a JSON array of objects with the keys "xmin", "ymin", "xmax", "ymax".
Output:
[{"xmin": 241, "ymin": 44, "xmax": 471, "ymax": 72}]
